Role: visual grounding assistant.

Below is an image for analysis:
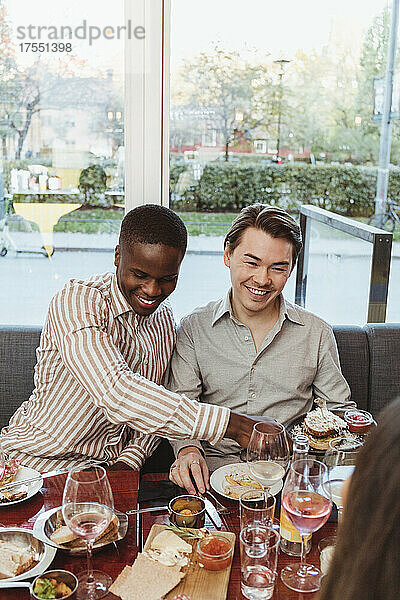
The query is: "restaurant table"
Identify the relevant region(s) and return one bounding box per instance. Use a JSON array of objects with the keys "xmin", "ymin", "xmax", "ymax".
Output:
[
  {"xmin": 141, "ymin": 473, "xmax": 337, "ymax": 600},
  {"xmin": 0, "ymin": 471, "xmax": 336, "ymax": 600},
  {"xmin": 0, "ymin": 470, "xmax": 139, "ymax": 600}
]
